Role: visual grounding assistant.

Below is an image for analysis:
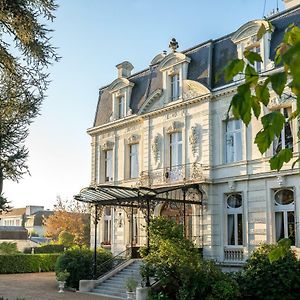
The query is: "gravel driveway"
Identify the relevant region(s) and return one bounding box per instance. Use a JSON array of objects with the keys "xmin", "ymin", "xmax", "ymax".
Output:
[{"xmin": 0, "ymin": 272, "xmax": 119, "ymax": 300}]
